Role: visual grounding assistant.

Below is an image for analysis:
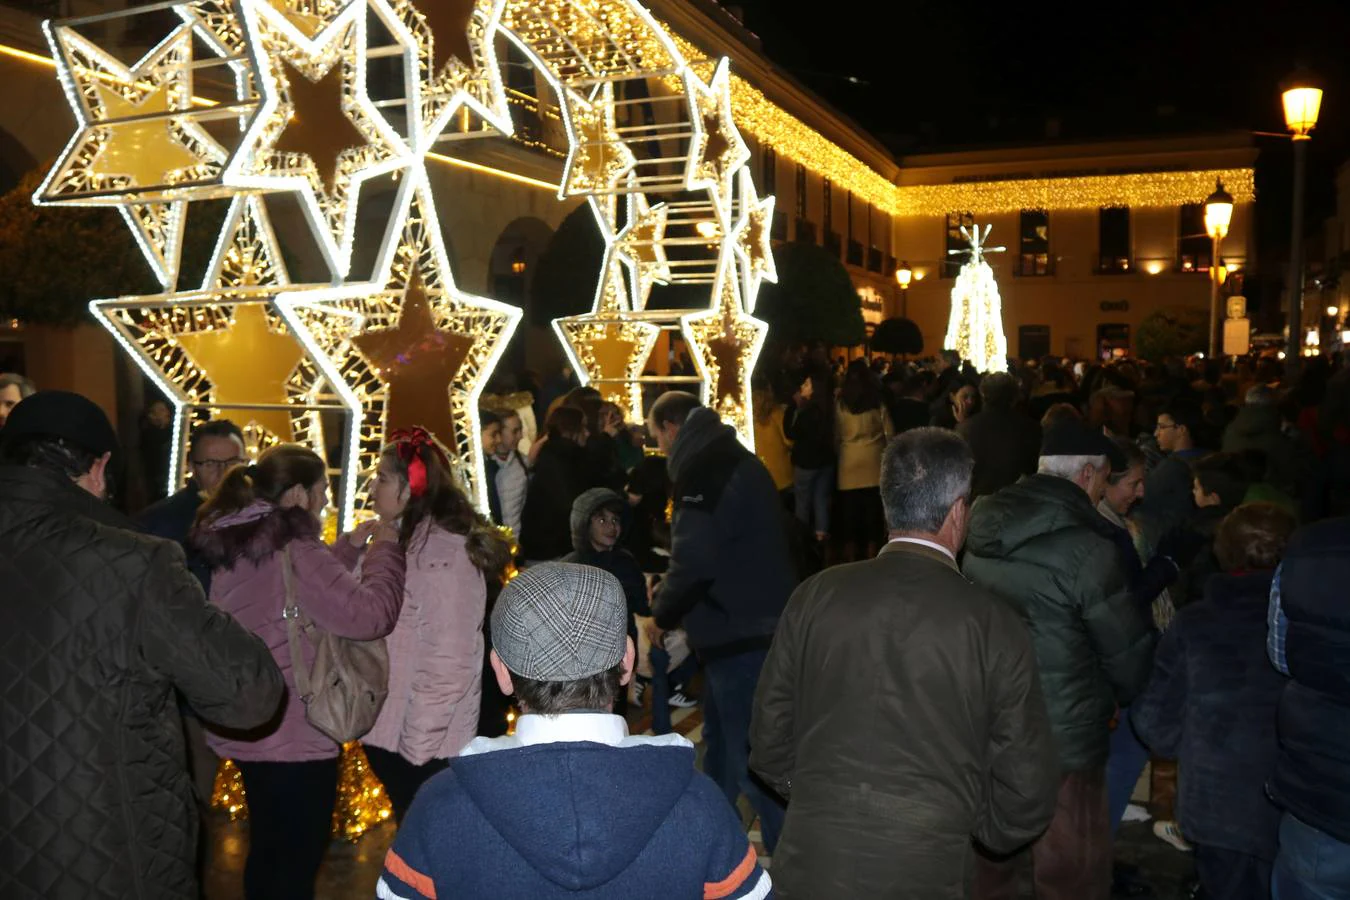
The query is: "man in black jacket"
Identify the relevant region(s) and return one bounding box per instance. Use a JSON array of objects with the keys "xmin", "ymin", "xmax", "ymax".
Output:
[
  {"xmin": 958, "ymin": 372, "xmax": 1041, "ymax": 498},
  {"xmin": 0, "ymin": 392, "xmax": 284, "ymax": 900},
  {"xmin": 649, "ymin": 391, "xmax": 795, "ymax": 854},
  {"xmin": 137, "ymin": 417, "xmax": 246, "ymax": 591}
]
